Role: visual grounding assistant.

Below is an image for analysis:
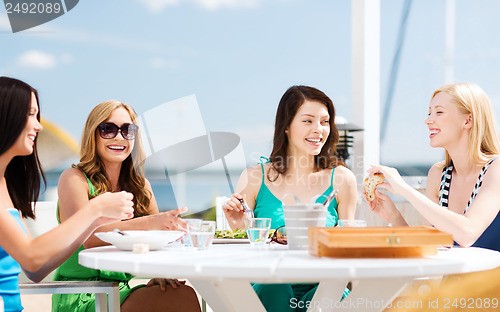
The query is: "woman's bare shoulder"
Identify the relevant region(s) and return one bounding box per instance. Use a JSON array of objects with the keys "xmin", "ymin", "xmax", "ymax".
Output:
[
  {"xmin": 235, "ymin": 164, "xmax": 264, "ymax": 195},
  {"xmin": 427, "ymin": 162, "xmax": 445, "ymax": 181},
  {"xmin": 241, "ymin": 164, "xmax": 264, "ymax": 185},
  {"xmin": 425, "ymin": 162, "xmax": 445, "ymax": 197},
  {"xmin": 480, "ymin": 156, "xmax": 500, "ymax": 182},
  {"xmin": 59, "ymin": 167, "xmax": 86, "ymax": 183},
  {"xmin": 333, "ymin": 165, "xmax": 354, "ymax": 175},
  {"xmin": 57, "ymin": 168, "xmax": 89, "ymax": 200},
  {"xmin": 332, "ymin": 165, "xmax": 356, "ymax": 182}
]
